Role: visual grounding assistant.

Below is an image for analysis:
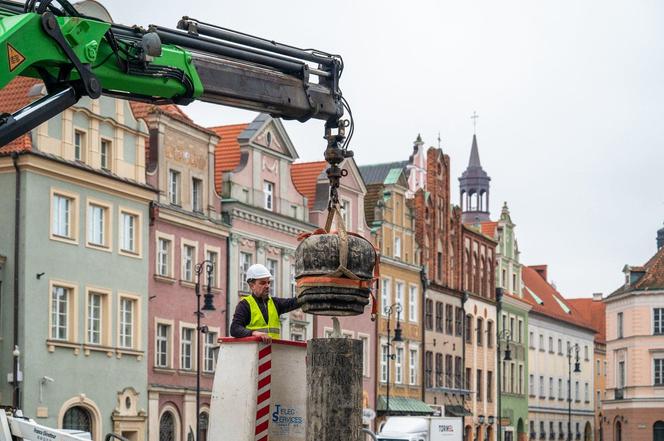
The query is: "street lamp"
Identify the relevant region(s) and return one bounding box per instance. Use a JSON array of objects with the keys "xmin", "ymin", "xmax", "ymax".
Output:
[
  {"xmin": 567, "ymin": 343, "xmax": 581, "ymax": 441},
  {"xmin": 195, "ymin": 260, "xmax": 216, "ymax": 441},
  {"xmin": 384, "ymin": 302, "xmax": 403, "ymax": 417},
  {"xmin": 496, "ymin": 329, "xmax": 512, "ymax": 441}
]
